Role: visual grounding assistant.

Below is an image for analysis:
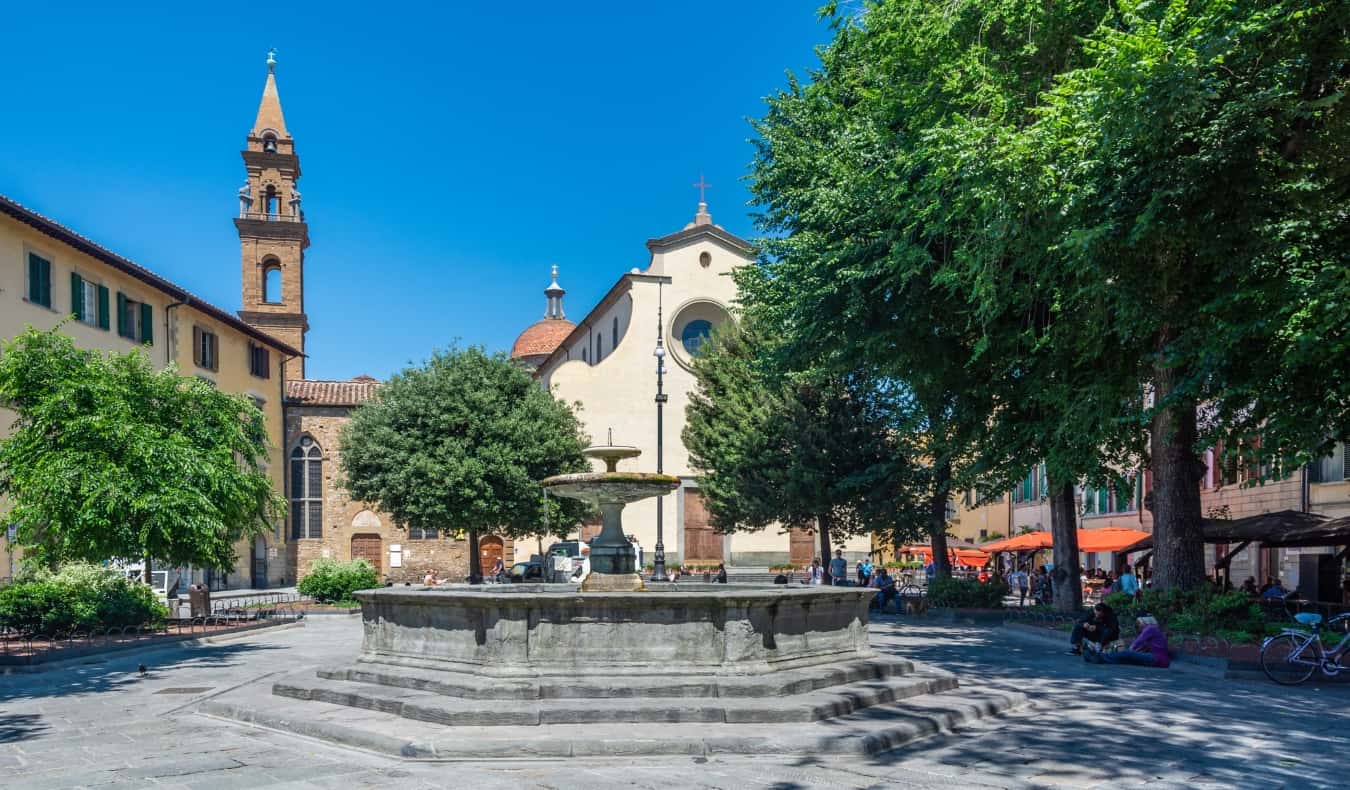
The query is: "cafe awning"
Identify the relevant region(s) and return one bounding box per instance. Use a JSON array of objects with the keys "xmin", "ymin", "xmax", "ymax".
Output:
[
  {"xmin": 982, "ymin": 527, "xmax": 1152, "ymax": 554},
  {"xmin": 1113, "ymin": 510, "xmax": 1349, "ymax": 555}
]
